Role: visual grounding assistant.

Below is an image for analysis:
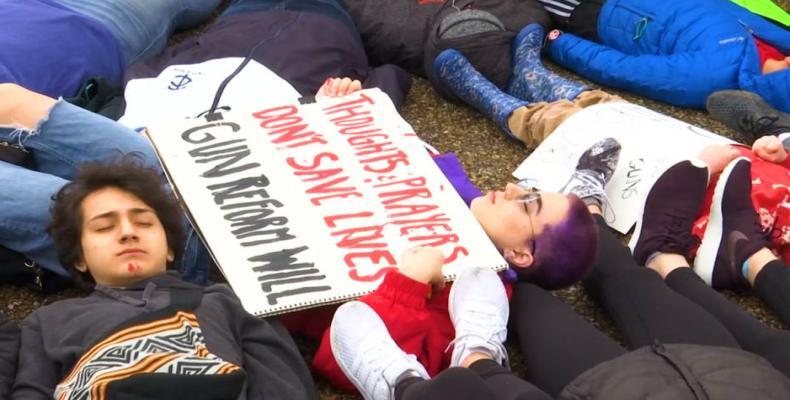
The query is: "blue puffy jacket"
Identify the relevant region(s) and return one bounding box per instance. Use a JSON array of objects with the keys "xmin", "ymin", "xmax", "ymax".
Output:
[{"xmin": 547, "ymin": 0, "xmax": 790, "ymax": 112}]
